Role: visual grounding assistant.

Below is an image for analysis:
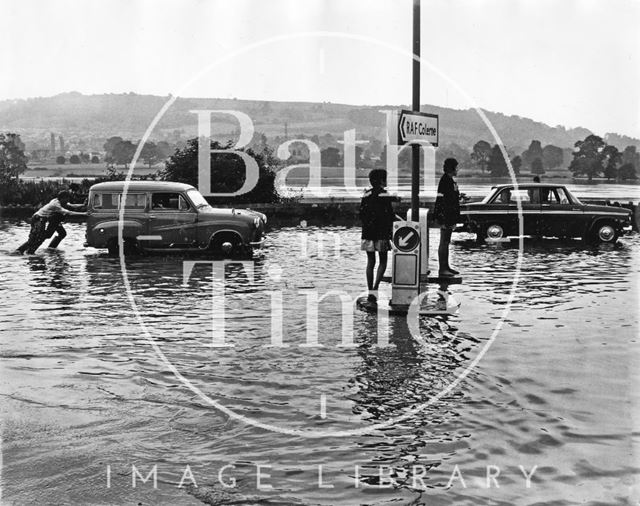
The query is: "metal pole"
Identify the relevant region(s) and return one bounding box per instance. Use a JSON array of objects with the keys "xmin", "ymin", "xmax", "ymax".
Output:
[{"xmin": 411, "ymin": 0, "xmax": 421, "ymax": 221}]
